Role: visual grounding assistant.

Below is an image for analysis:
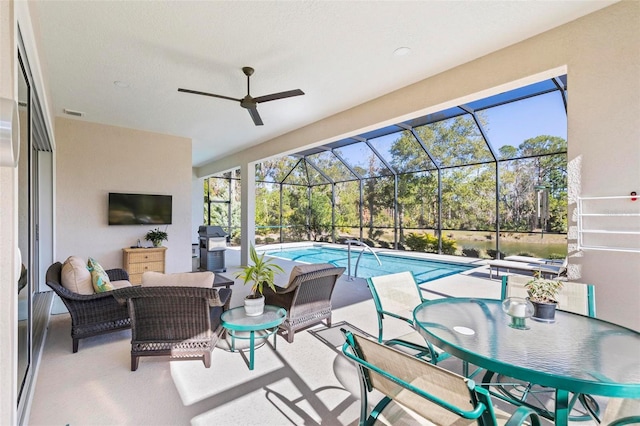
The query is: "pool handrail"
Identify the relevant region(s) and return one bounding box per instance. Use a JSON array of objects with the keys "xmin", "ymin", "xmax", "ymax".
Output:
[{"xmin": 345, "ymin": 239, "xmax": 382, "ymax": 280}]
